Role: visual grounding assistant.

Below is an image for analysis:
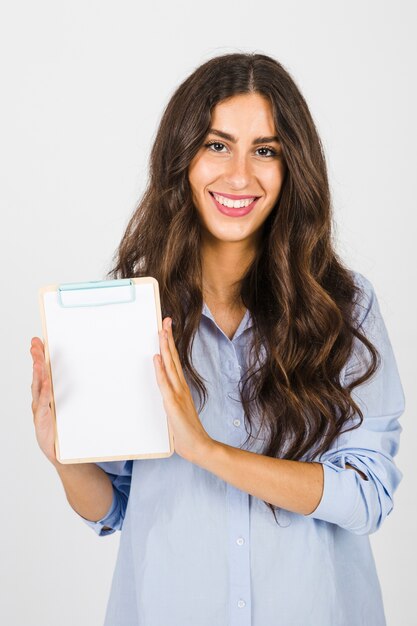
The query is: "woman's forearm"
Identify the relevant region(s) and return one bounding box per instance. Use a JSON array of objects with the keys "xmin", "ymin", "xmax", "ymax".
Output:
[
  {"xmin": 52, "ymin": 461, "xmax": 114, "ymax": 523},
  {"xmin": 194, "ymin": 440, "xmax": 324, "ymax": 515}
]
